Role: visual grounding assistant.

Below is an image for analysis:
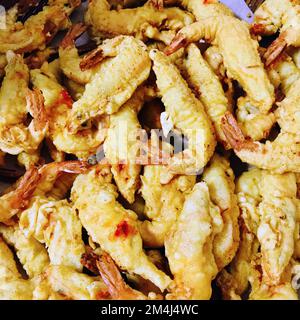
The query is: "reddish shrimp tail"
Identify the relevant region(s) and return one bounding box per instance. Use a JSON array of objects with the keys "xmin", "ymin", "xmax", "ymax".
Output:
[
  {"xmin": 60, "ymin": 23, "xmax": 87, "ymax": 49},
  {"xmin": 264, "ymin": 33, "xmax": 287, "ymax": 67},
  {"xmin": 164, "ymin": 34, "xmax": 188, "ymax": 56},
  {"xmin": 80, "ymin": 47, "xmax": 105, "ymax": 71},
  {"xmin": 221, "ymin": 112, "xmax": 258, "ymax": 151},
  {"xmin": 10, "ymin": 166, "xmax": 41, "ymax": 210},
  {"xmin": 27, "ymin": 88, "xmax": 48, "ymax": 132}
]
